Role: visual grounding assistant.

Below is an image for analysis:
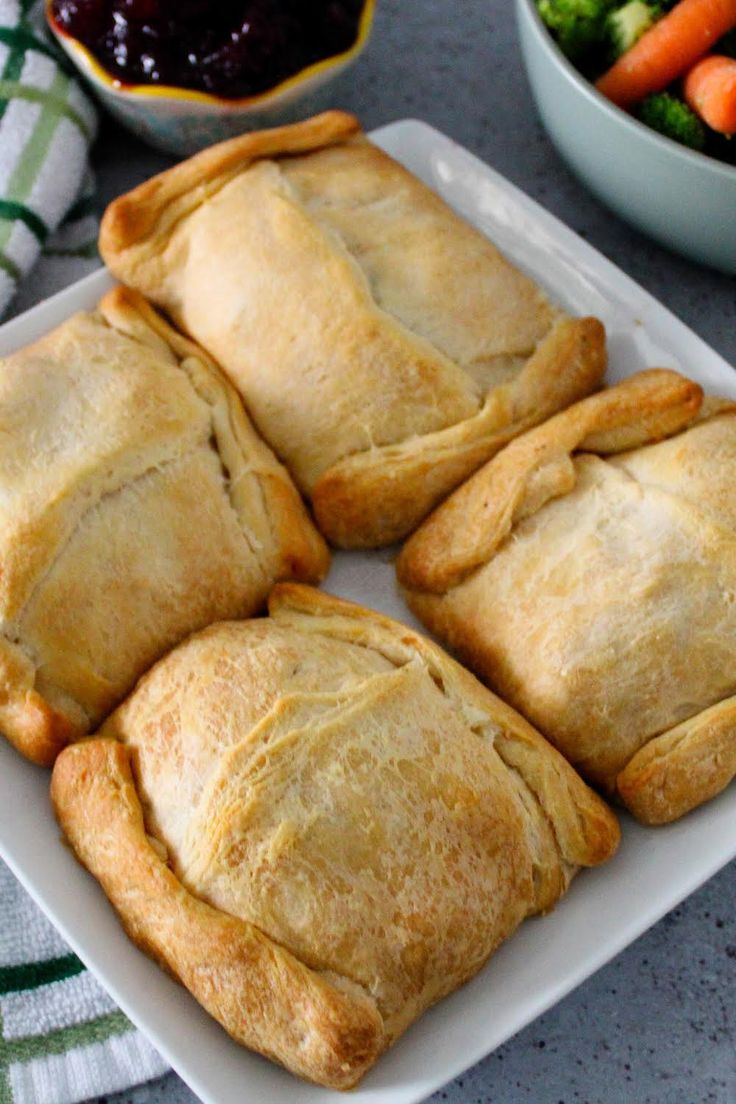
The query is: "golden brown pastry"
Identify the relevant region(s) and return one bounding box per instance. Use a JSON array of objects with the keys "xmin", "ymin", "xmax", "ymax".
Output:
[
  {"xmin": 399, "ymin": 369, "xmax": 736, "ymax": 824},
  {"xmin": 0, "ymin": 288, "xmax": 327, "ymax": 766},
  {"xmin": 99, "ymin": 111, "xmax": 607, "ymax": 548},
  {"xmin": 50, "ymin": 584, "xmax": 618, "ymax": 1088}
]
